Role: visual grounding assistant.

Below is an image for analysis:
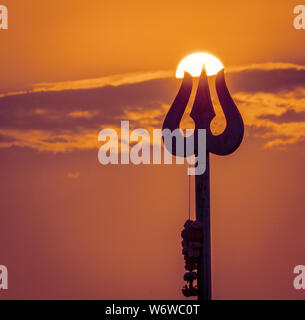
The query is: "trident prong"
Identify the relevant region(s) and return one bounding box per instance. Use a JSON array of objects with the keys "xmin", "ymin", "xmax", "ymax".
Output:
[
  {"xmin": 162, "ymin": 67, "xmax": 244, "ymax": 300},
  {"xmin": 163, "ymin": 68, "xmax": 244, "ymax": 156}
]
